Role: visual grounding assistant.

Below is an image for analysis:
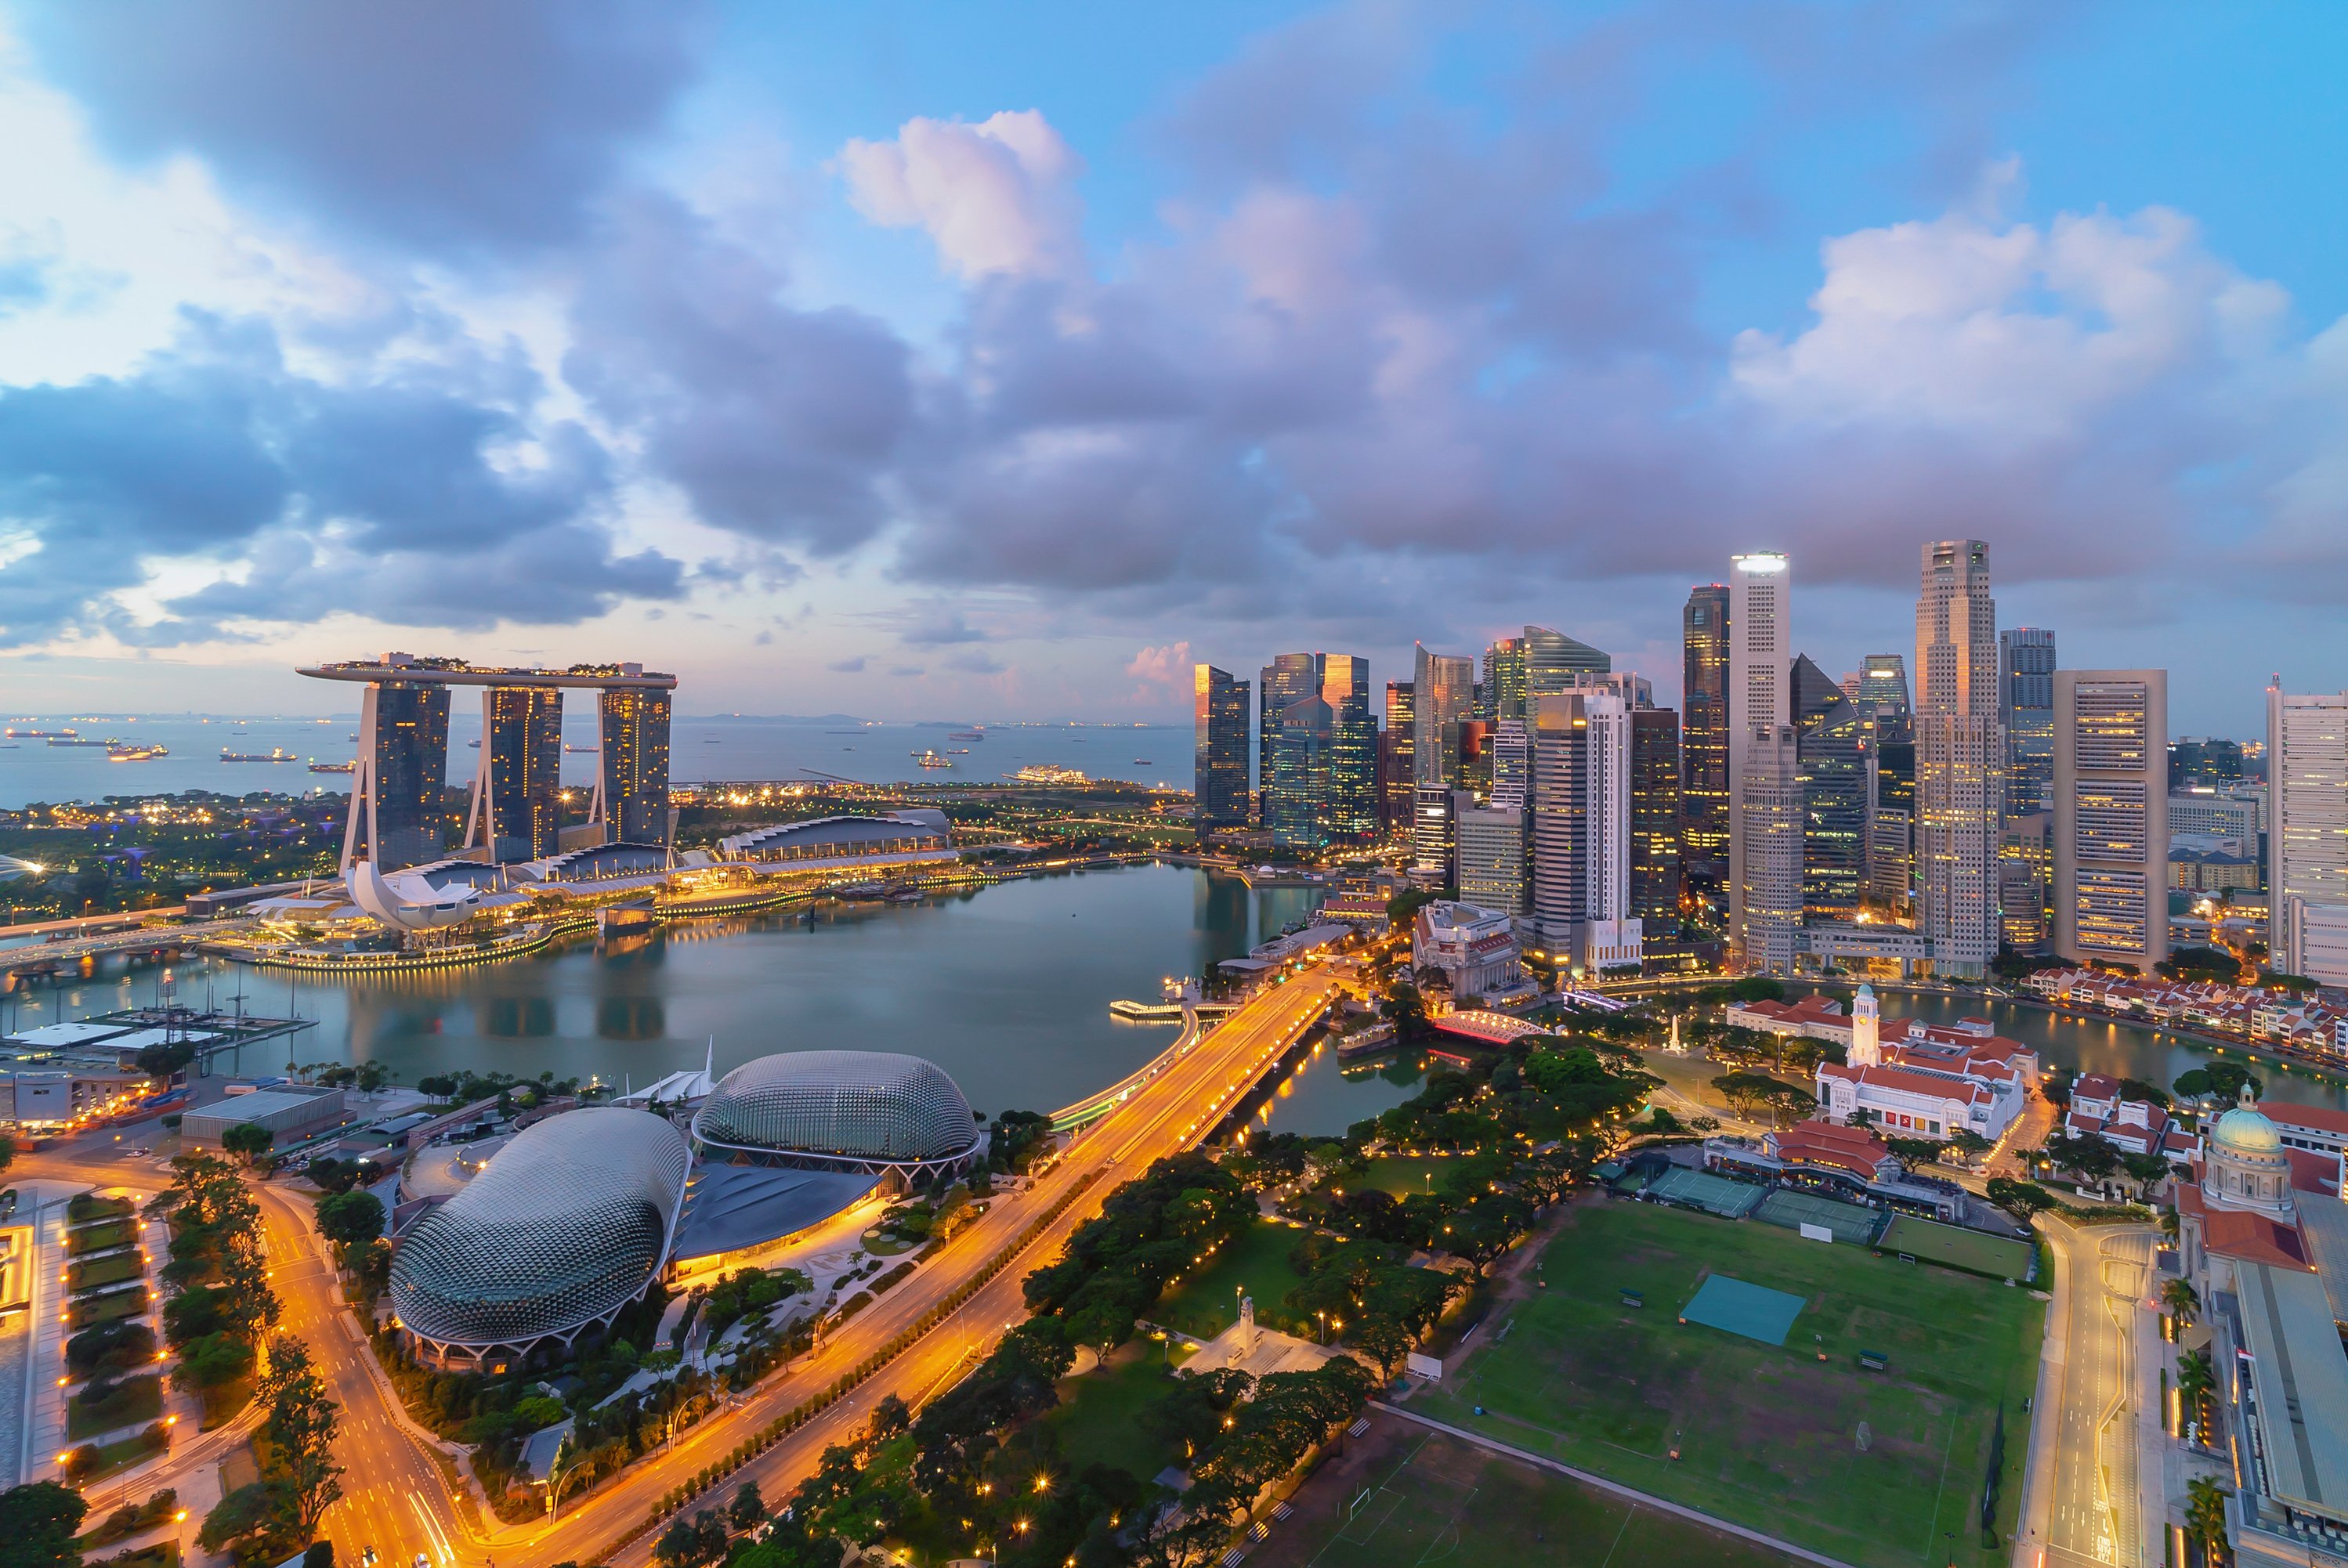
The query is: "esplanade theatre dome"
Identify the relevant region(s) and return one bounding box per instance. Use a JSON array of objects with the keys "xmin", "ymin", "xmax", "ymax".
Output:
[
  {"xmin": 391, "ymin": 1107, "xmax": 690, "ymax": 1360},
  {"xmin": 691, "ymin": 1050, "xmax": 981, "ymax": 1180}
]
